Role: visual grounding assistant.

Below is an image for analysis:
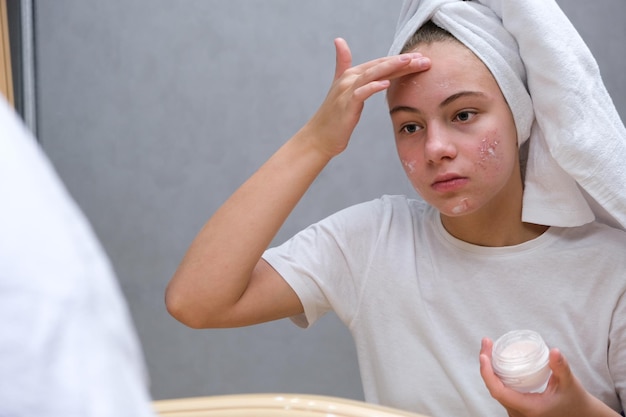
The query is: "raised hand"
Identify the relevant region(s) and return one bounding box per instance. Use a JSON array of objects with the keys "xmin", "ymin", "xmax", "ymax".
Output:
[
  {"xmin": 166, "ymin": 38, "xmax": 430, "ymax": 329},
  {"xmin": 302, "ymin": 37, "xmax": 431, "ymax": 158}
]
